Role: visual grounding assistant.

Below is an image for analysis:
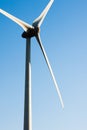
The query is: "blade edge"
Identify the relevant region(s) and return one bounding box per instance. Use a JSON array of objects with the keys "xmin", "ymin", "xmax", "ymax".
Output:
[
  {"xmin": 36, "ymin": 34, "xmax": 64, "ymax": 108},
  {"xmin": 0, "ymin": 8, "xmax": 33, "ymax": 31},
  {"xmin": 32, "ymin": 0, "xmax": 54, "ymax": 27}
]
